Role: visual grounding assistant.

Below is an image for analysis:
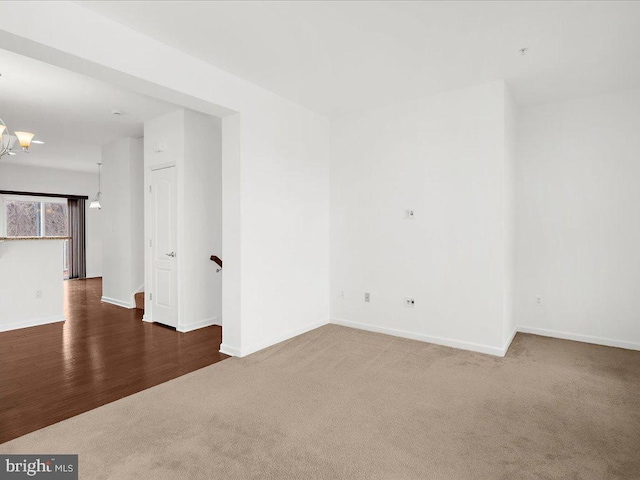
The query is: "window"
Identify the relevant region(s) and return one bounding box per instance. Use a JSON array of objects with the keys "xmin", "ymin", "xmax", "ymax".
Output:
[
  {"xmin": 6, "ymin": 200, "xmax": 40, "ymax": 236},
  {"xmin": 44, "ymin": 202, "xmax": 69, "ymax": 237},
  {"xmin": 4, "ymin": 197, "xmax": 68, "ymax": 238},
  {"xmin": 0, "ymin": 192, "xmax": 85, "ymax": 280}
]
